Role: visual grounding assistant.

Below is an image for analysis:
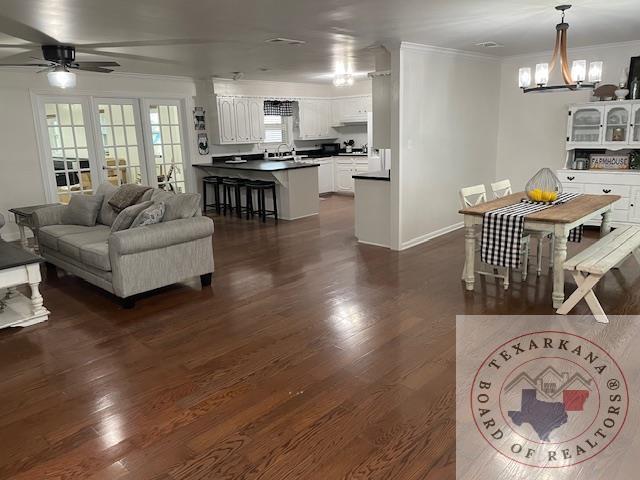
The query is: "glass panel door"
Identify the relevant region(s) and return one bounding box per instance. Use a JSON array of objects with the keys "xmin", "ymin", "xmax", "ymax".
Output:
[
  {"xmin": 569, "ymin": 107, "xmax": 603, "ymax": 145},
  {"xmin": 94, "ymin": 99, "xmax": 147, "ymax": 186},
  {"xmin": 145, "ymin": 101, "xmax": 186, "ymax": 193},
  {"xmin": 603, "ymin": 105, "xmax": 630, "ymax": 145},
  {"xmin": 631, "ymin": 104, "xmax": 640, "ymax": 146},
  {"xmin": 38, "ymin": 98, "xmax": 98, "ymax": 203}
]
